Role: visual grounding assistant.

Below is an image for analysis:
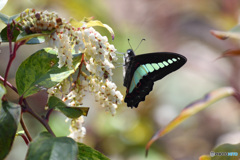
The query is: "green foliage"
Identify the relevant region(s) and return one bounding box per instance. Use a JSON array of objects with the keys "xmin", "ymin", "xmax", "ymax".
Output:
[
  {"xmin": 211, "ymin": 143, "xmax": 240, "ymax": 160},
  {"xmin": 25, "ymin": 36, "xmax": 45, "ymax": 44},
  {"xmin": 0, "ymin": 6, "xmax": 117, "ymax": 160},
  {"xmin": 77, "ymin": 143, "xmax": 110, "ymax": 160},
  {"xmin": 0, "ymin": 25, "xmax": 20, "ymax": 42},
  {"xmin": 48, "ymin": 96, "xmax": 89, "ymax": 118},
  {"xmin": 0, "ymin": 12, "xmax": 19, "ymax": 24},
  {"xmin": 26, "ymin": 132, "xmax": 78, "ymax": 160},
  {"xmin": 16, "ymin": 48, "xmax": 82, "ymax": 98},
  {"xmin": 16, "ymin": 31, "xmax": 46, "ymax": 44},
  {"xmin": 0, "ymin": 2, "xmax": 239, "ymax": 160},
  {"xmin": 0, "ymin": 84, "xmax": 6, "ymax": 105},
  {"xmin": 0, "ymin": 101, "xmax": 21, "ymax": 159},
  {"xmin": 25, "ymin": 132, "xmax": 110, "ymax": 160}
]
